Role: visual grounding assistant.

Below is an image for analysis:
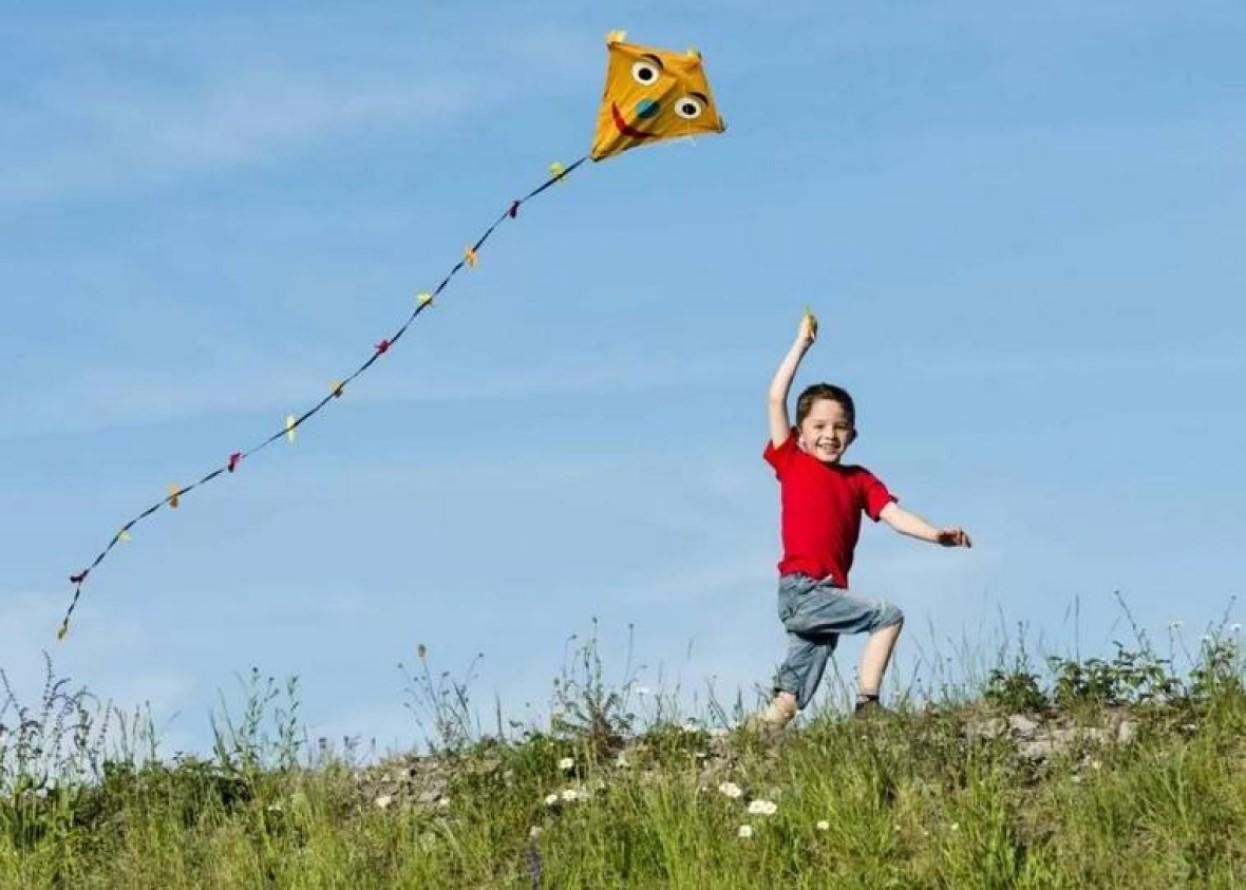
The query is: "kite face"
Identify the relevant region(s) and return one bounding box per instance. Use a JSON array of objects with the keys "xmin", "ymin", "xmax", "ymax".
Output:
[{"xmin": 591, "ymin": 32, "xmax": 725, "ymax": 161}]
